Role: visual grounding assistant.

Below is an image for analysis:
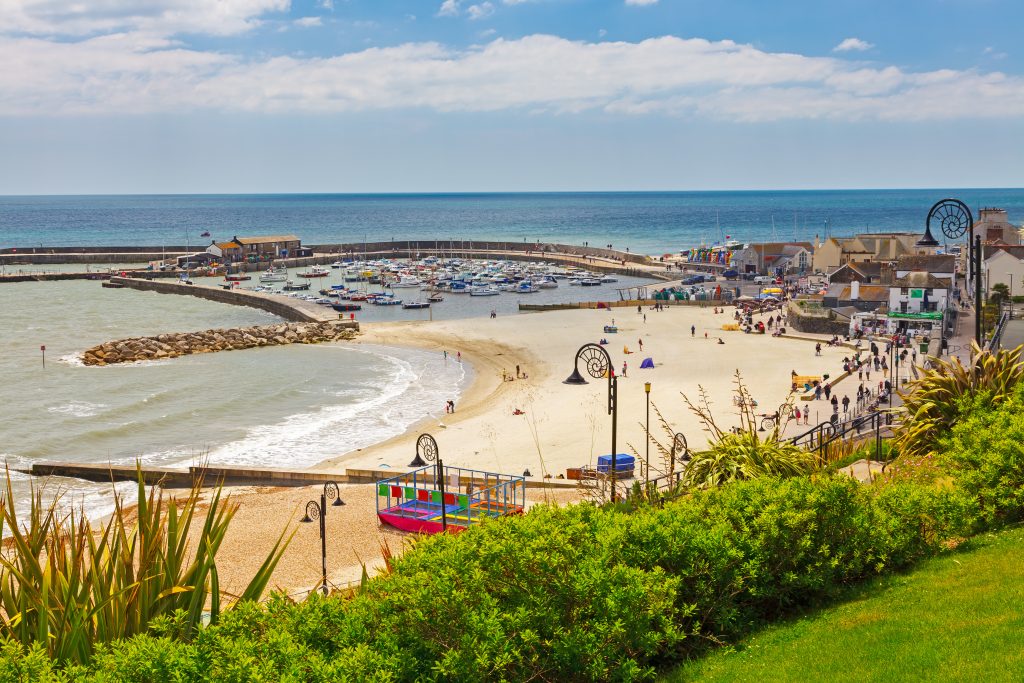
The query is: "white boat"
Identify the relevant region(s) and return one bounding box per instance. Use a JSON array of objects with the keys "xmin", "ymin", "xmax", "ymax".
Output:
[
  {"xmin": 388, "ymin": 275, "xmax": 422, "ymax": 288},
  {"xmin": 516, "ymin": 282, "xmax": 540, "ymax": 293},
  {"xmin": 536, "ymin": 276, "xmax": 558, "ymax": 288},
  {"xmin": 469, "ymin": 285, "xmax": 500, "ymax": 296},
  {"xmin": 330, "ymin": 261, "xmax": 347, "ymax": 269},
  {"xmin": 580, "ymin": 278, "xmax": 602, "ymax": 286},
  {"xmin": 600, "ymin": 276, "xmax": 618, "ymax": 283},
  {"xmin": 259, "ymin": 267, "xmax": 287, "ymax": 282}
]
